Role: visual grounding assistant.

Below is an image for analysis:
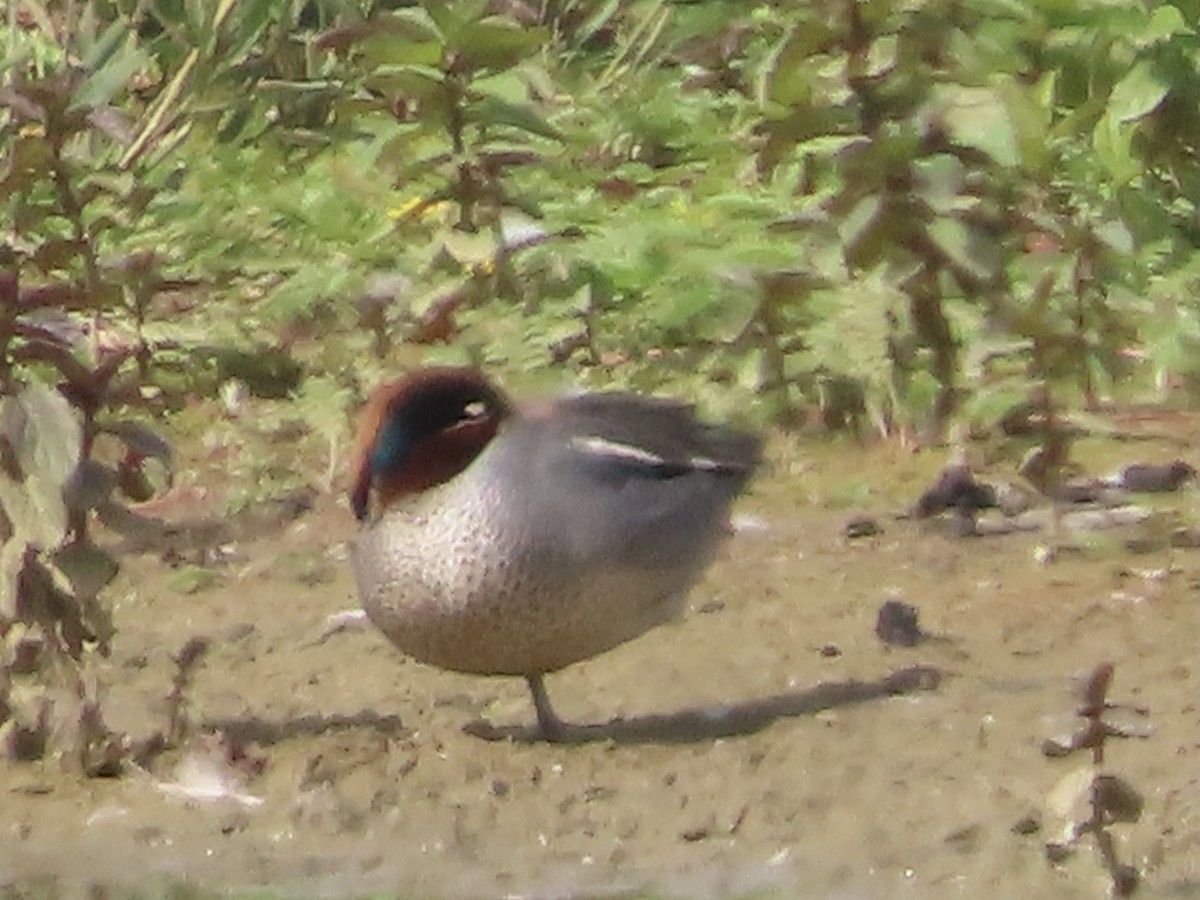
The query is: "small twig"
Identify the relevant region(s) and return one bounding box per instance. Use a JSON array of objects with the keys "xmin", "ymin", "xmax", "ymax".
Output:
[
  {"xmin": 166, "ymin": 636, "xmax": 211, "ymax": 745},
  {"xmin": 1044, "ymin": 661, "xmax": 1146, "ymax": 896}
]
